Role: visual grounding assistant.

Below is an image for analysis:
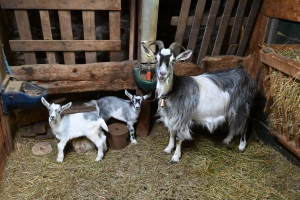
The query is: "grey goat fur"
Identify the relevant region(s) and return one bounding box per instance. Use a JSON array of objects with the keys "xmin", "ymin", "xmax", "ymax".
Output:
[
  {"xmin": 85, "ymin": 90, "xmax": 151, "ymax": 144},
  {"xmin": 141, "ymin": 40, "xmax": 257, "ymax": 163}
]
